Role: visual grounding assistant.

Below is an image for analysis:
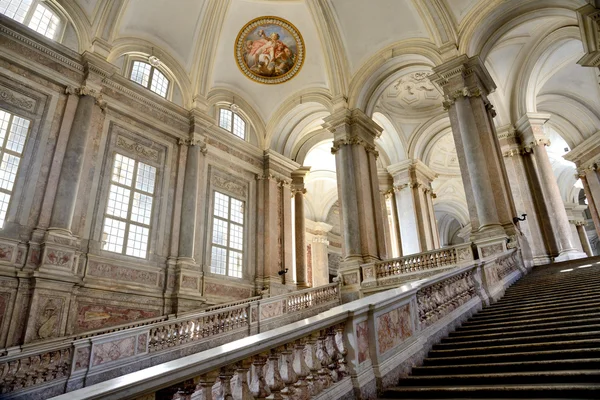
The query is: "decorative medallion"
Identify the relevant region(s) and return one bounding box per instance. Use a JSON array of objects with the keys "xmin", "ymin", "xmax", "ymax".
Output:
[{"xmin": 235, "ymin": 16, "xmax": 305, "ymax": 84}]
